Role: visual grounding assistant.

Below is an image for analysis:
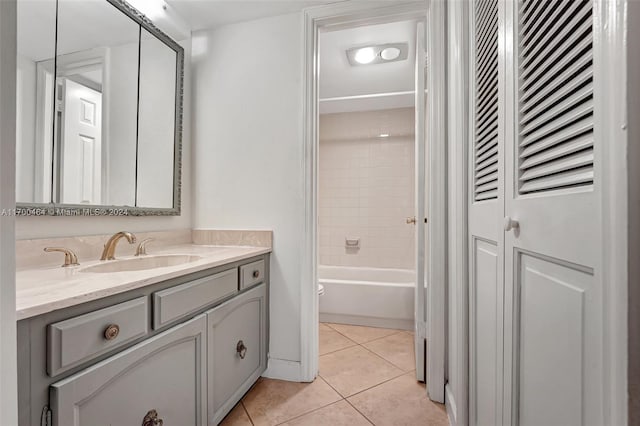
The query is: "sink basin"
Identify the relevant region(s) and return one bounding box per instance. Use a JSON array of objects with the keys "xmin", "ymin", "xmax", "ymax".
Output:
[{"xmin": 81, "ymin": 255, "xmax": 203, "ymax": 273}]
